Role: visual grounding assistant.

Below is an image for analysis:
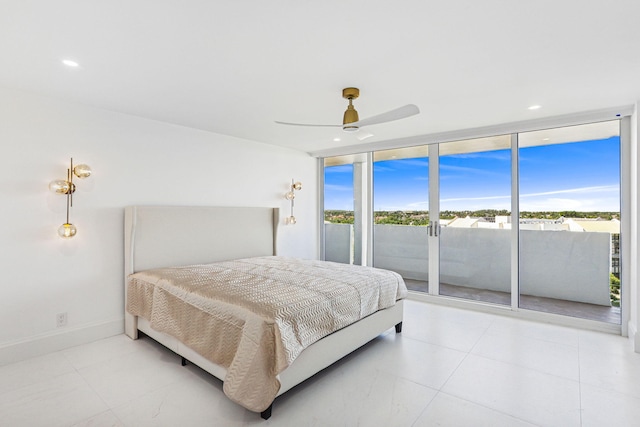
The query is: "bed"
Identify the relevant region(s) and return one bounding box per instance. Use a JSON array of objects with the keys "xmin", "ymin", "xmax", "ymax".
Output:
[{"xmin": 124, "ymin": 206, "xmax": 406, "ymax": 419}]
